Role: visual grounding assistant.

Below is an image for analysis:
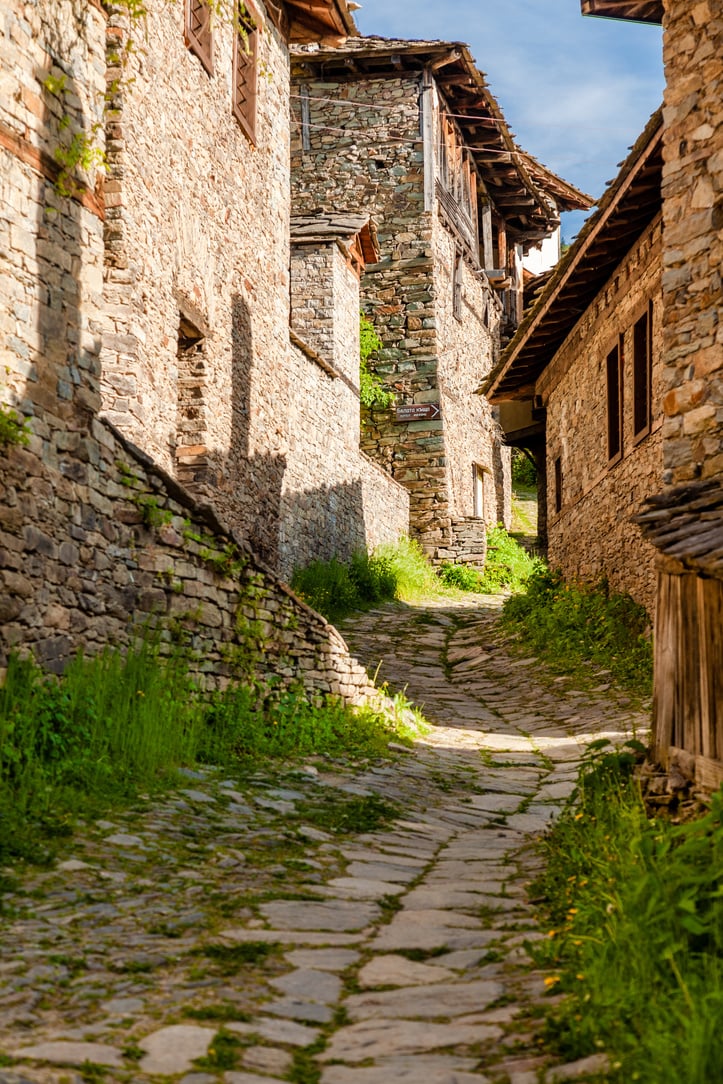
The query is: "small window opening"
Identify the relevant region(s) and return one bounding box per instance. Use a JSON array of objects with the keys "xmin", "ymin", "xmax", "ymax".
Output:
[
  {"xmin": 233, "ymin": 3, "xmax": 258, "ymax": 144},
  {"xmin": 554, "ymin": 456, "xmax": 562, "ymax": 514},
  {"xmin": 185, "ymin": 0, "xmax": 213, "ymax": 76},
  {"xmin": 606, "ymin": 336, "xmax": 624, "ymax": 464},
  {"xmin": 176, "ymin": 315, "xmax": 210, "ymax": 489},
  {"xmin": 453, "ymin": 250, "xmax": 463, "ymax": 321},
  {"xmin": 633, "ymin": 303, "xmax": 652, "ymax": 440},
  {"xmin": 473, "ymin": 464, "xmax": 486, "ymax": 520}
]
